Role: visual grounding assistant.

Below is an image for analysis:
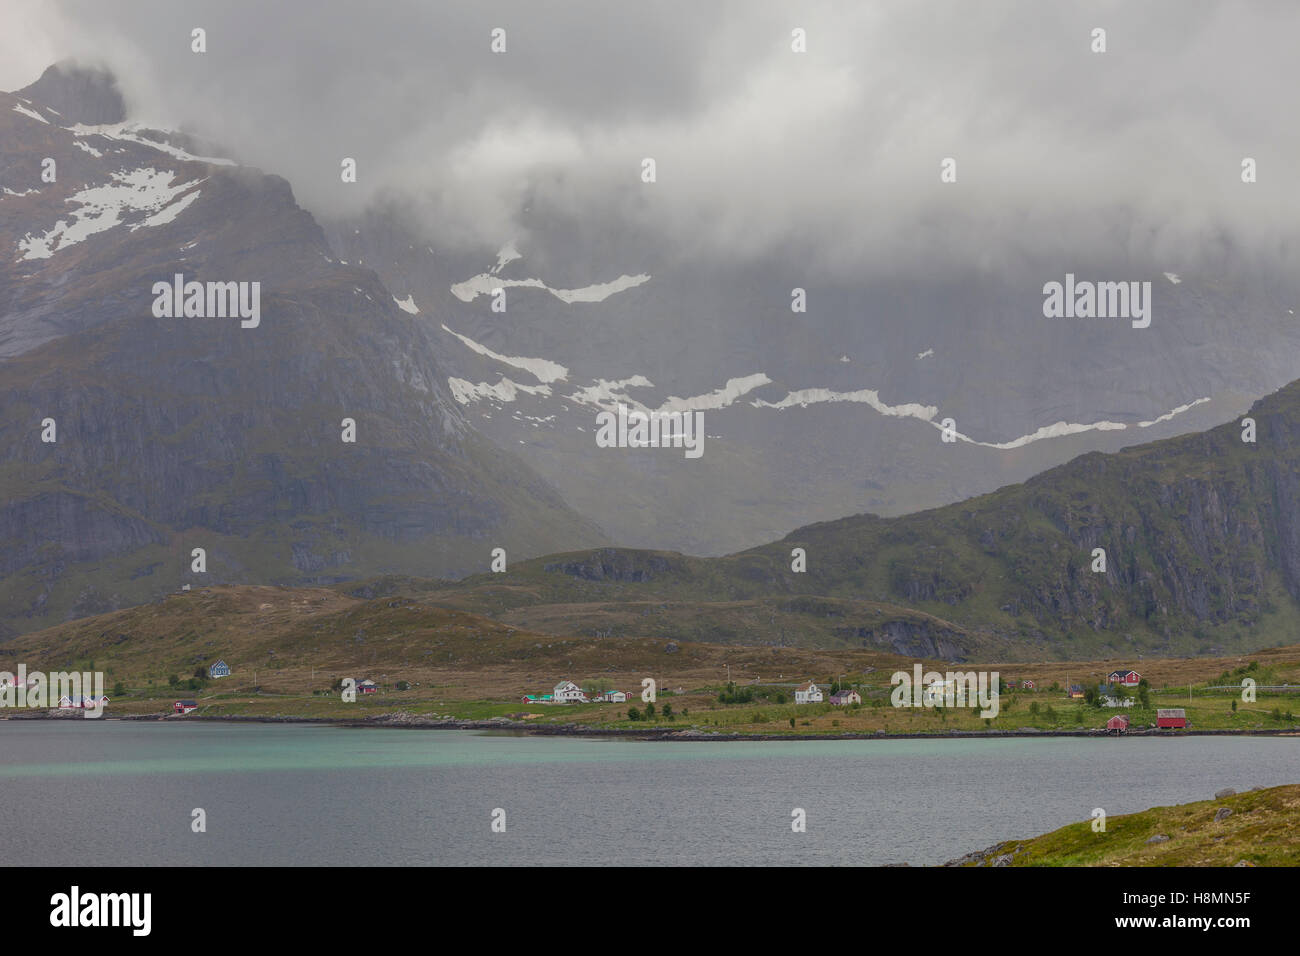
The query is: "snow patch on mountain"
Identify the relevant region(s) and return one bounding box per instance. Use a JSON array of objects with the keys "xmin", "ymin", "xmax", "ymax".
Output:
[
  {"xmin": 74, "ymin": 140, "xmax": 103, "ymax": 158},
  {"xmin": 568, "ymin": 373, "xmax": 770, "ymax": 415},
  {"xmin": 448, "ymin": 376, "xmax": 552, "ymax": 404},
  {"xmin": 393, "ymin": 294, "xmax": 419, "ymax": 314},
  {"xmin": 12, "ymin": 102, "xmax": 50, "ymax": 124},
  {"xmin": 16, "ymin": 168, "xmax": 206, "ymax": 260},
  {"xmin": 441, "ymin": 324, "xmax": 568, "ymax": 384},
  {"xmin": 491, "ymin": 241, "xmax": 521, "ymax": 274},
  {"xmin": 753, "ymin": 387, "xmax": 939, "ymax": 420},
  {"xmin": 1164, "ymin": 272, "xmax": 1181, "ymax": 284},
  {"xmin": 132, "ymin": 186, "xmax": 203, "ymax": 230},
  {"xmin": 66, "ymin": 123, "xmax": 237, "ymax": 167},
  {"xmin": 753, "ymin": 385, "xmax": 1211, "ymax": 451},
  {"xmin": 656, "ymin": 373, "xmax": 772, "ymax": 414},
  {"xmin": 566, "ymin": 376, "xmax": 657, "ymax": 409},
  {"xmin": 954, "ymin": 397, "xmax": 1212, "ymax": 449},
  {"xmin": 450, "ymin": 271, "xmax": 650, "ymax": 304},
  {"xmin": 1136, "ymin": 396, "xmax": 1211, "ymax": 427},
  {"xmin": 916, "ymin": 348, "xmax": 934, "ymax": 360}
]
